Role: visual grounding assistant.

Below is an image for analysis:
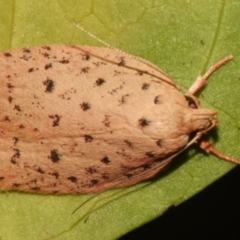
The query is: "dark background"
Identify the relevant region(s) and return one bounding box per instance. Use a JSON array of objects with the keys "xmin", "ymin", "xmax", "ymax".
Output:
[{"xmin": 119, "ymin": 166, "xmax": 240, "ymax": 240}]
